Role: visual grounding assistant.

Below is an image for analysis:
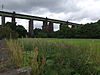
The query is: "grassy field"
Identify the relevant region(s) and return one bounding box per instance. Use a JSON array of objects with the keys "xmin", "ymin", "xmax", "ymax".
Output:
[{"xmin": 6, "ymin": 38, "xmax": 100, "ymax": 75}]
